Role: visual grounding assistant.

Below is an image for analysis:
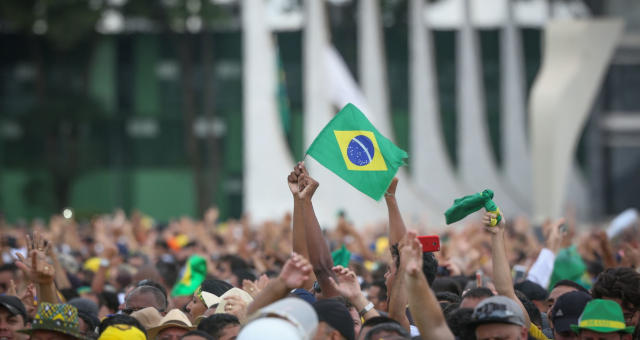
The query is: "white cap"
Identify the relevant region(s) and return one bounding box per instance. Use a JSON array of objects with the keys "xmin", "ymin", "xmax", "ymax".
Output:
[
  {"xmin": 246, "ymin": 297, "xmax": 318, "ymax": 340},
  {"xmin": 607, "ymin": 208, "xmax": 639, "ymax": 239},
  {"xmin": 238, "ymin": 317, "xmax": 302, "ymax": 340}
]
